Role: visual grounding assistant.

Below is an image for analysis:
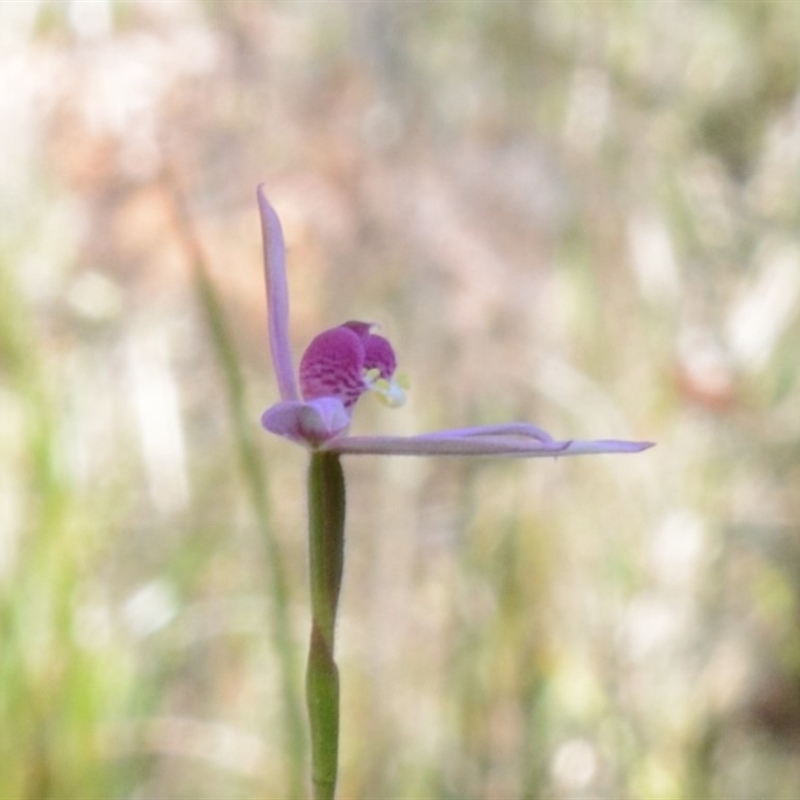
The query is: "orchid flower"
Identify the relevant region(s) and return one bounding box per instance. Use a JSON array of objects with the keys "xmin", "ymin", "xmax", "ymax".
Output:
[
  {"xmin": 258, "ymin": 186, "xmax": 653, "ymax": 459},
  {"xmin": 255, "ymin": 185, "xmax": 652, "ymax": 800}
]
